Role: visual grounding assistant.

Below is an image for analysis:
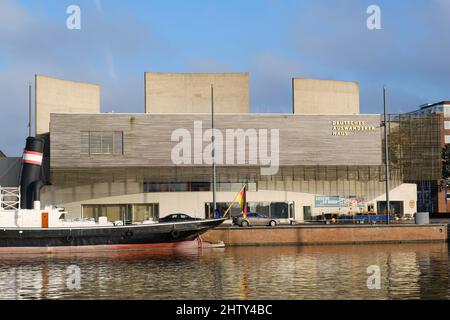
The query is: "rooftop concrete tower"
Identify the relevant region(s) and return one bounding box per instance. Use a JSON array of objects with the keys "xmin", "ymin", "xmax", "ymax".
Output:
[
  {"xmin": 35, "ymin": 75, "xmax": 100, "ymax": 135},
  {"xmin": 293, "ymin": 78, "xmax": 360, "ymax": 115},
  {"xmin": 145, "ymin": 72, "xmax": 249, "ymax": 113}
]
